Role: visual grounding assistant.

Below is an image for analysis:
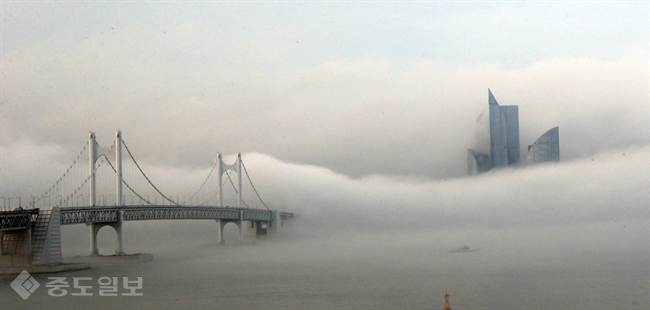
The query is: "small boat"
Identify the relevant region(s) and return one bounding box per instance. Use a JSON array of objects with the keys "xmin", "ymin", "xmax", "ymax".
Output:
[{"xmin": 449, "ymin": 245, "xmax": 477, "ymax": 253}]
